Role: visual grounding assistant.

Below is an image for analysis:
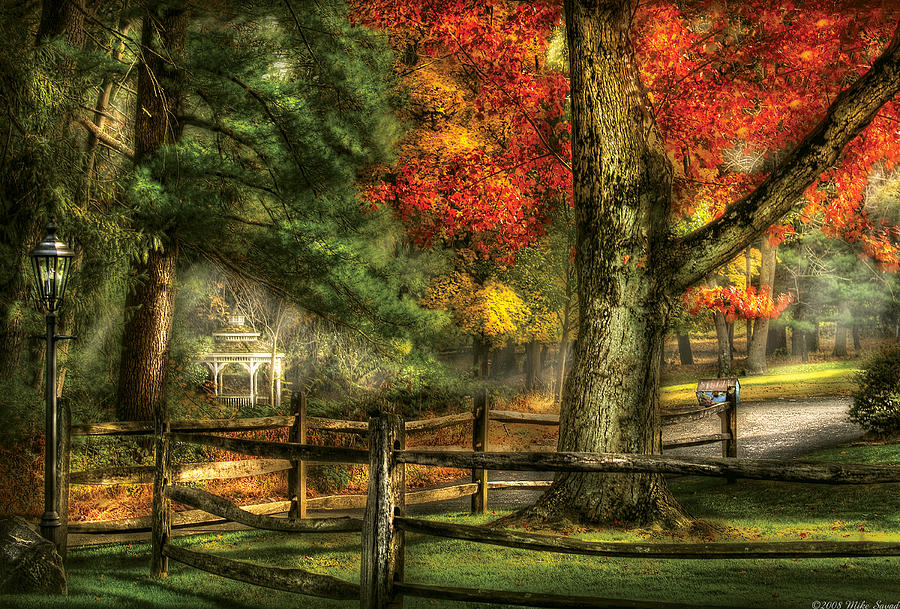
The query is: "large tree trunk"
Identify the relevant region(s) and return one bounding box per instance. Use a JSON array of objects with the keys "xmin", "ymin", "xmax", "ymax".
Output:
[
  {"xmin": 833, "ymin": 301, "xmax": 850, "ymax": 357},
  {"xmin": 116, "ymin": 248, "xmax": 178, "ymax": 421},
  {"xmin": 512, "ymin": 0, "xmax": 900, "ymax": 529},
  {"xmin": 676, "ymin": 333, "xmax": 694, "ymax": 365},
  {"xmin": 745, "ymin": 237, "xmax": 777, "ymax": 374},
  {"xmin": 525, "ymin": 340, "xmax": 543, "ymax": 391},
  {"xmin": 517, "ymin": 1, "xmax": 689, "ymax": 528},
  {"xmin": 707, "ymin": 276, "xmax": 733, "ymax": 377},
  {"xmin": 116, "ymin": 5, "xmax": 188, "ymax": 421}
]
